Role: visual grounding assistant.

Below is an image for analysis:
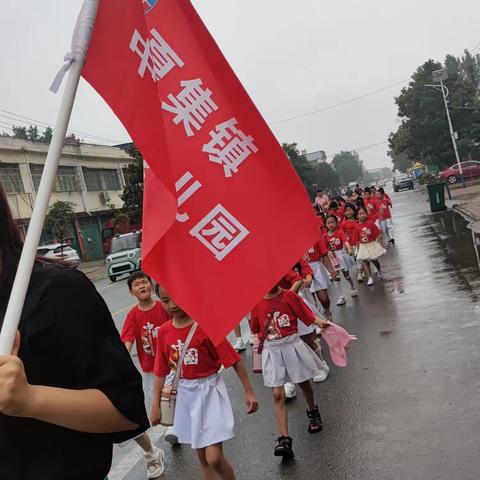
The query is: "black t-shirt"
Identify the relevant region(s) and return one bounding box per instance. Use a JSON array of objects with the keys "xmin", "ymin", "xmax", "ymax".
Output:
[{"xmin": 0, "ymin": 264, "xmax": 149, "ymax": 480}]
